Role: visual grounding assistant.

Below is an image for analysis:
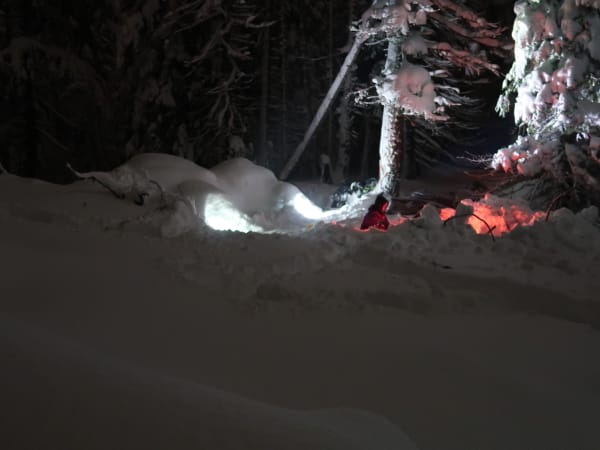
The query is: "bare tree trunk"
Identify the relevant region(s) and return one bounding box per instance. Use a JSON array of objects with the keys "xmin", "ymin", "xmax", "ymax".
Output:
[
  {"xmin": 377, "ymin": 34, "xmax": 404, "ymax": 195},
  {"xmin": 360, "ymin": 118, "xmax": 371, "ymax": 180},
  {"xmin": 378, "ymin": 106, "xmax": 404, "ymax": 195},
  {"xmin": 279, "ymin": 33, "xmax": 366, "ymax": 180},
  {"xmin": 280, "ymin": 1, "xmax": 288, "ymax": 165},
  {"xmin": 257, "ymin": 0, "xmax": 270, "ymax": 166},
  {"xmin": 23, "ymin": 59, "xmax": 38, "ymax": 178},
  {"xmin": 334, "ymin": 0, "xmax": 356, "ymax": 183},
  {"xmin": 326, "ymin": 0, "xmax": 334, "ymax": 174},
  {"xmin": 400, "ymin": 115, "xmax": 417, "ymax": 178}
]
